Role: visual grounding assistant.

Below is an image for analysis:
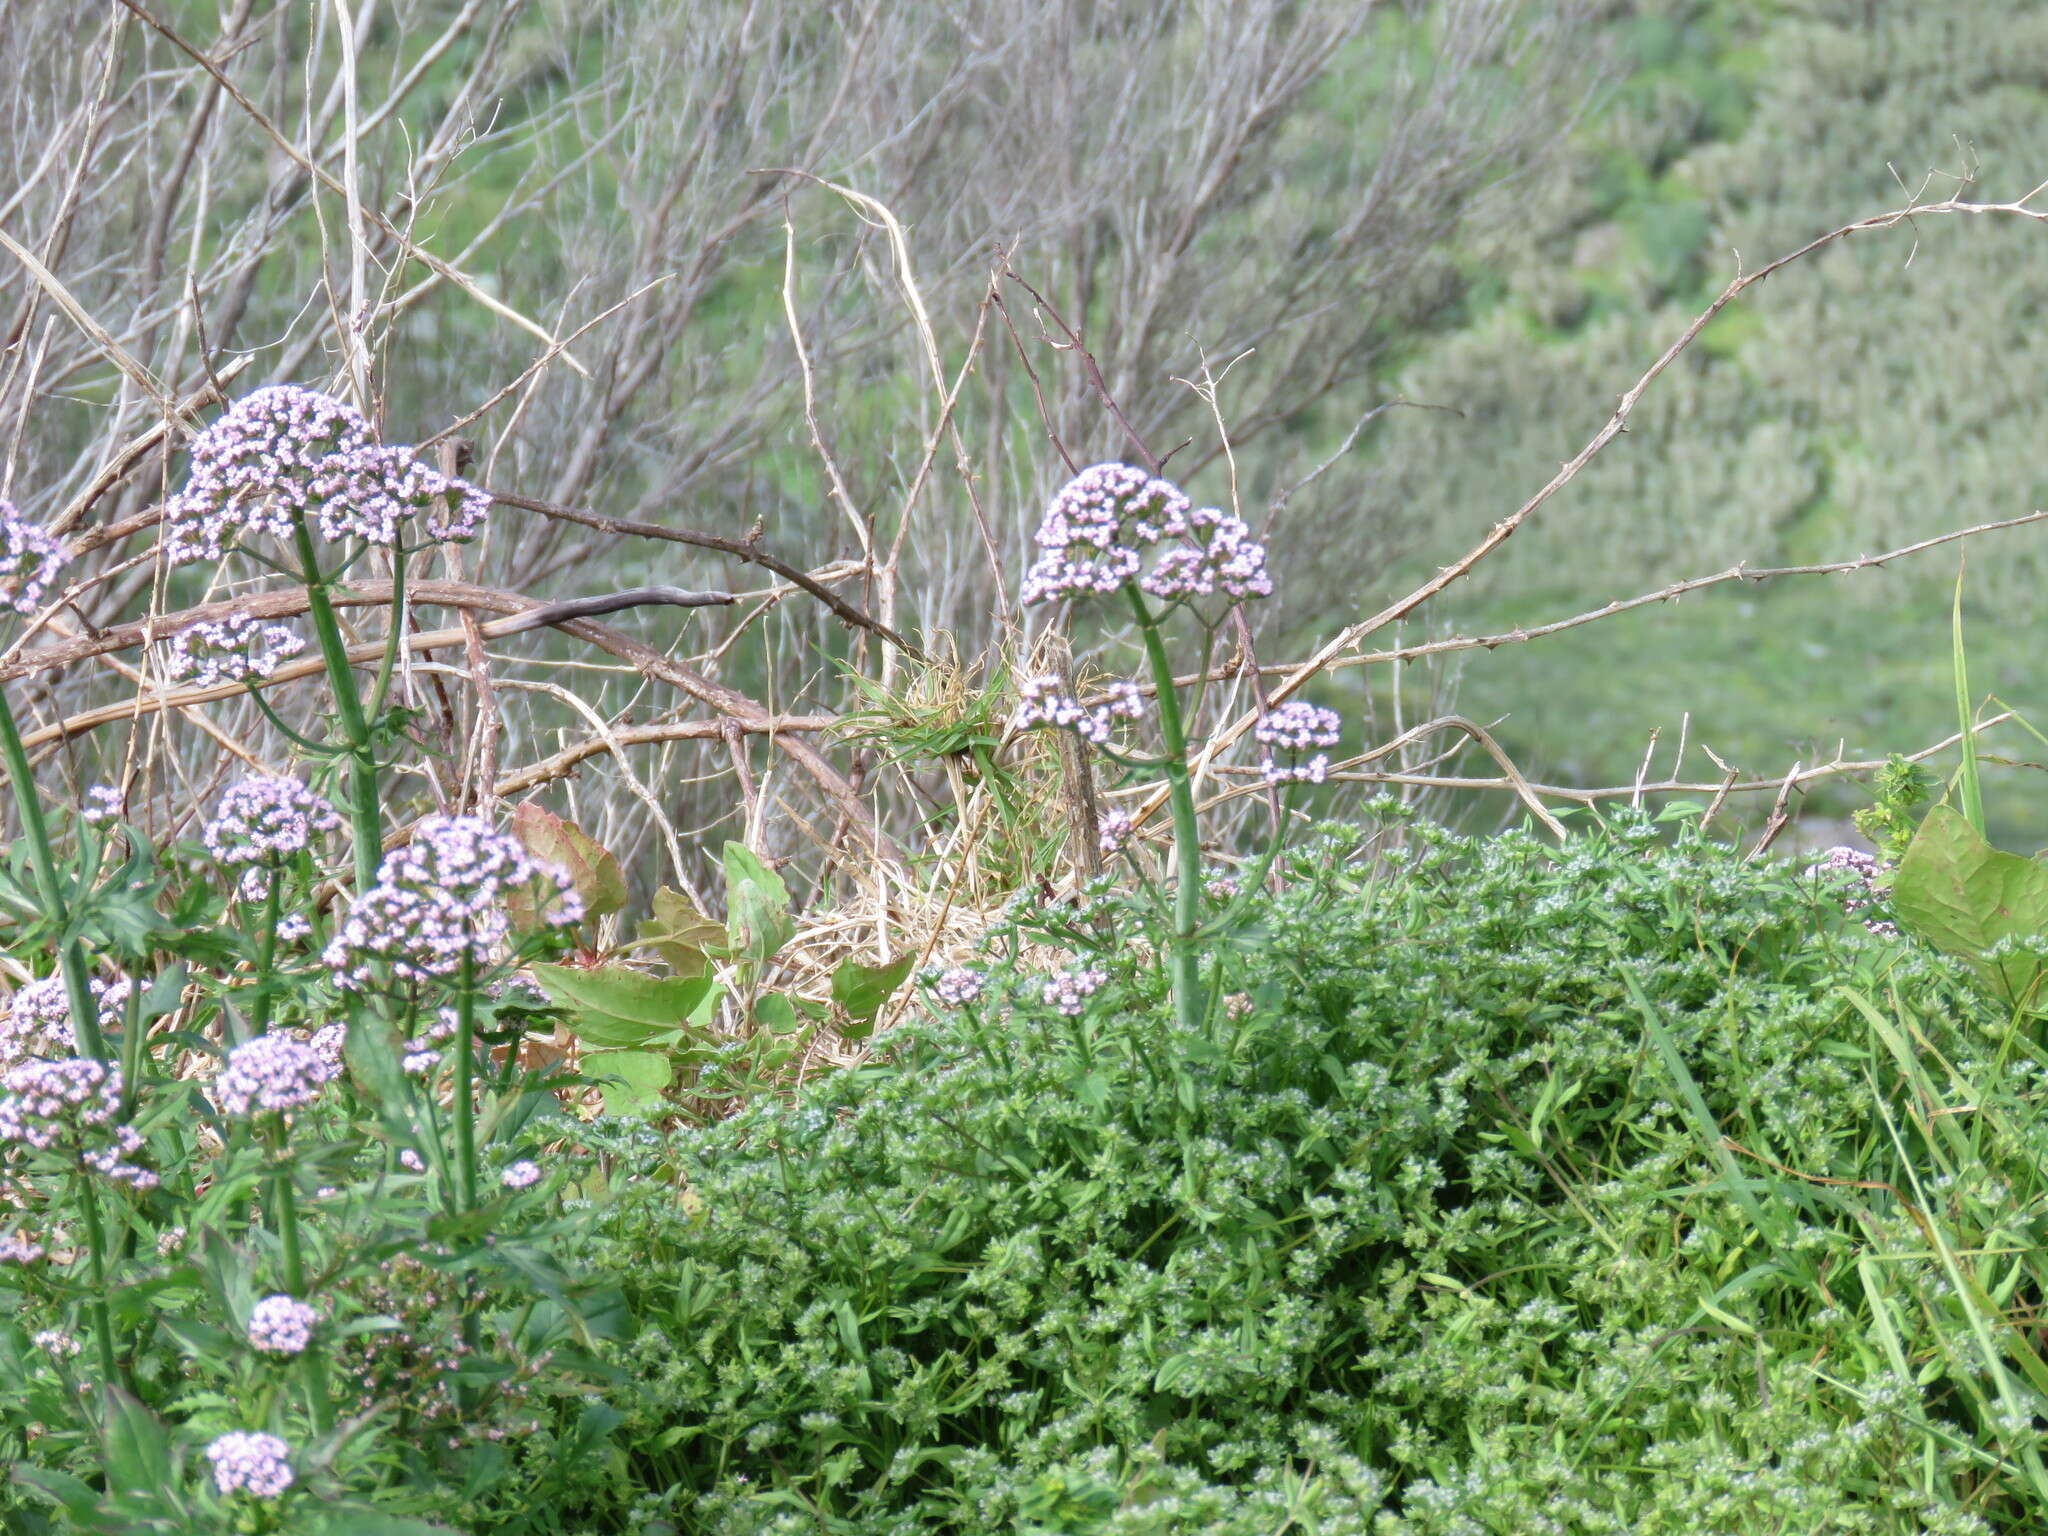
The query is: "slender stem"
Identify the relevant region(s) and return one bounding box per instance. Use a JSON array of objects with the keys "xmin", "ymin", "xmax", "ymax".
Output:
[
  {"xmin": 364, "ymin": 543, "xmax": 407, "ymax": 723},
  {"xmin": 249, "ymin": 869, "xmax": 283, "ymax": 1037},
  {"xmin": 268, "ymin": 1121, "xmax": 331, "ymax": 1435},
  {"xmin": 1192, "ymin": 782, "xmax": 1302, "ymax": 943},
  {"xmin": 0, "ymin": 686, "xmax": 108, "ymax": 1061},
  {"xmin": 289, "ymin": 515, "xmax": 381, "ymax": 895},
  {"xmin": 452, "ymin": 953, "xmax": 478, "ymax": 1213},
  {"xmin": 1125, "ymin": 587, "xmax": 1203, "ymax": 1035},
  {"xmin": 74, "ymin": 1174, "xmax": 119, "ymax": 1384}
]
